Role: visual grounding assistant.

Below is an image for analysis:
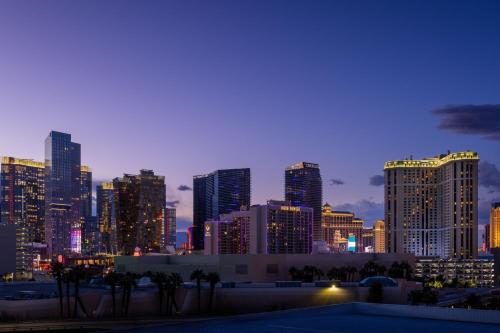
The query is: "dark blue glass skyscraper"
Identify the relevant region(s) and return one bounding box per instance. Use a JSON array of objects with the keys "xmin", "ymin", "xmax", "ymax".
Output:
[
  {"xmin": 193, "ymin": 168, "xmax": 251, "ymax": 250},
  {"xmin": 44, "ymin": 131, "xmax": 82, "ymax": 258},
  {"xmin": 285, "ymin": 162, "xmax": 322, "ymax": 241}
]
